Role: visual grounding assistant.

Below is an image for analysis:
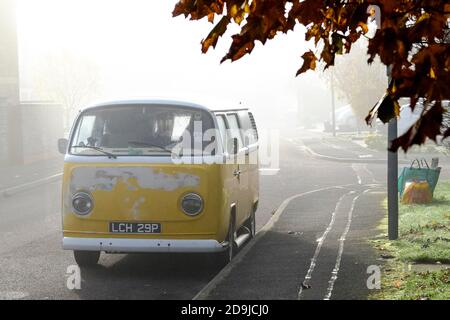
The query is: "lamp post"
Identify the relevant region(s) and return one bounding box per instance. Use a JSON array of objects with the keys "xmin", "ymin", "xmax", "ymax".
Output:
[
  {"xmin": 330, "ymin": 70, "xmax": 336, "ymax": 137},
  {"xmin": 387, "ymin": 65, "xmax": 398, "ymax": 240}
]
